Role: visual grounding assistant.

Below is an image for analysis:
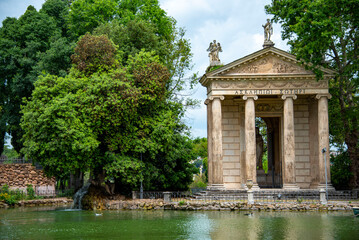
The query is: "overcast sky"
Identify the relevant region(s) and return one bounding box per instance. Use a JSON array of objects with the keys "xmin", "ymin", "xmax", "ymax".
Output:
[{"xmin": 0, "ymin": 0, "xmax": 289, "ymax": 139}]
